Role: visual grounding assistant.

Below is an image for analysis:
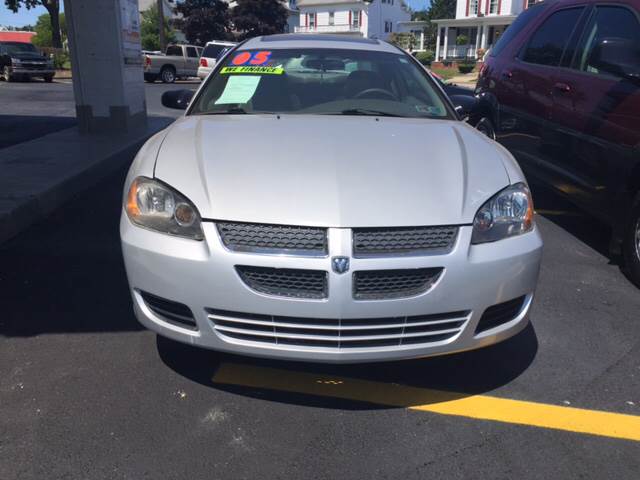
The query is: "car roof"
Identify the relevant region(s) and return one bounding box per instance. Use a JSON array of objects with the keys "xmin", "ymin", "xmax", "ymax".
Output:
[
  {"xmin": 205, "ymin": 40, "xmax": 237, "ymax": 46},
  {"xmin": 239, "ymin": 34, "xmax": 402, "ymax": 54}
]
